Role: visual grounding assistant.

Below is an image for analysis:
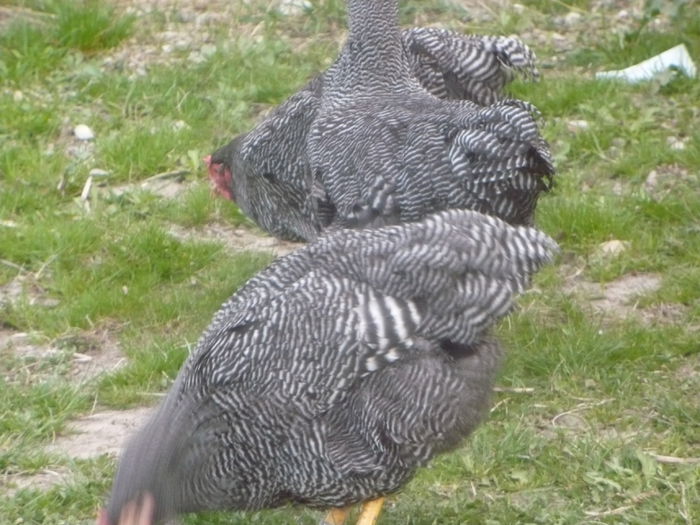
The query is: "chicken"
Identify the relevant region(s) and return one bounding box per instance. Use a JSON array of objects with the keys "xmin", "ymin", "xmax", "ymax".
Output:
[
  {"xmin": 306, "ymin": 0, "xmax": 553, "ymax": 233},
  {"xmin": 99, "ymin": 209, "xmax": 557, "ymax": 525},
  {"xmin": 207, "ymin": 28, "xmax": 543, "ymax": 241}
]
